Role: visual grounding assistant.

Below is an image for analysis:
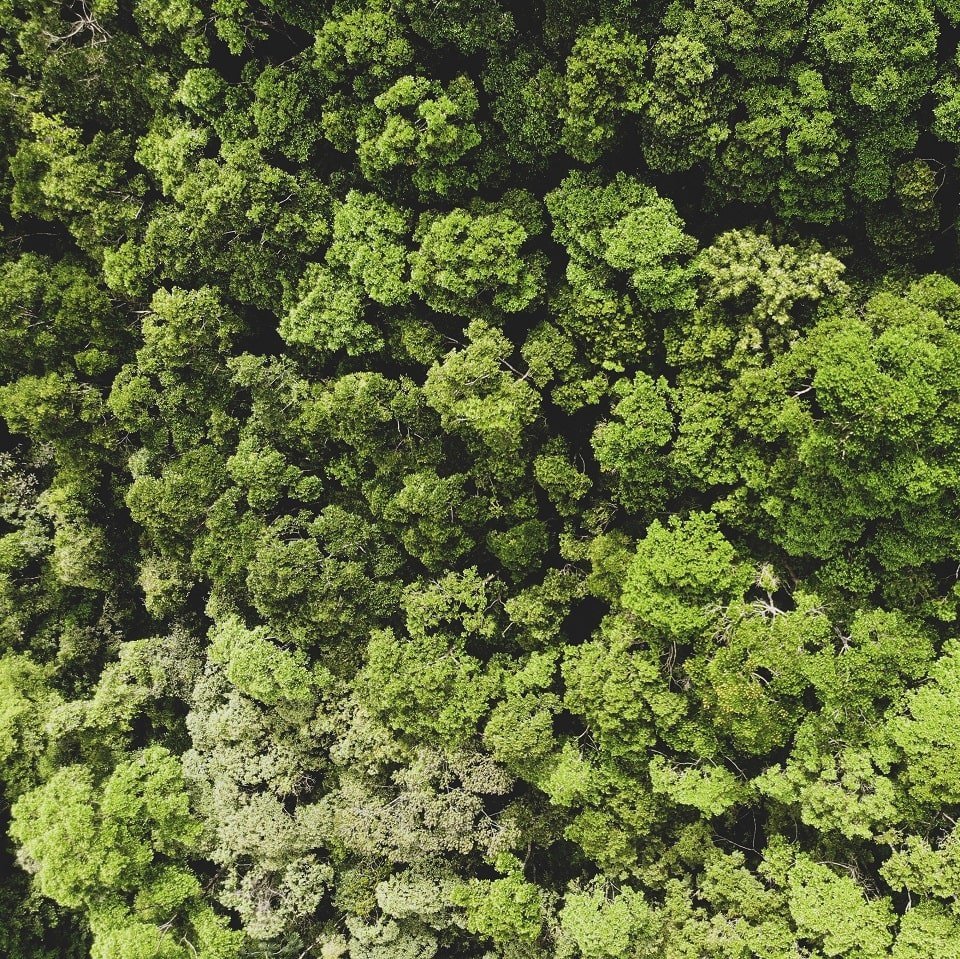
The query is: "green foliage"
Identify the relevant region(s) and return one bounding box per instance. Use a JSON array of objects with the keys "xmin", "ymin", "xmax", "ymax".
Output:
[
  {"xmin": 10, "ymin": 114, "xmax": 143, "ymax": 257},
  {"xmin": 361, "ymin": 571, "xmax": 502, "ymax": 746},
  {"xmin": 10, "ymin": 747, "xmax": 199, "ymax": 910},
  {"xmin": 621, "ymin": 512, "xmax": 751, "ymax": 643},
  {"xmin": 788, "ymin": 855, "xmax": 895, "ymax": 957},
  {"xmin": 410, "ymin": 200, "xmax": 546, "ymax": 317},
  {"xmin": 357, "ymin": 74, "xmax": 488, "ymax": 197},
  {"xmin": 547, "ymin": 171, "xmax": 697, "ymax": 368},
  {"xmin": 423, "ymin": 320, "xmax": 541, "ymax": 454},
  {"xmin": 889, "ymin": 640, "xmax": 960, "ymax": 807},
  {"xmin": 9, "ymin": 747, "xmax": 238, "ymax": 958},
  {"xmin": 561, "ymin": 24, "xmax": 648, "ymax": 162},
  {"xmin": 716, "ymin": 68, "xmax": 849, "ymax": 222},
  {"xmin": 452, "ymin": 854, "xmax": 544, "ymax": 943},
  {"xmin": 591, "ymin": 374, "xmax": 673, "ymax": 514},
  {"xmin": 643, "ymin": 34, "xmax": 728, "ymax": 173},
  {"xmin": 208, "ymin": 616, "xmax": 318, "ymax": 710},
  {"xmin": 4, "ymin": 3, "xmax": 960, "ymax": 958},
  {"xmin": 0, "ymin": 654, "xmax": 61, "ymax": 795},
  {"xmin": 559, "ymin": 885, "xmax": 658, "ymax": 959}
]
